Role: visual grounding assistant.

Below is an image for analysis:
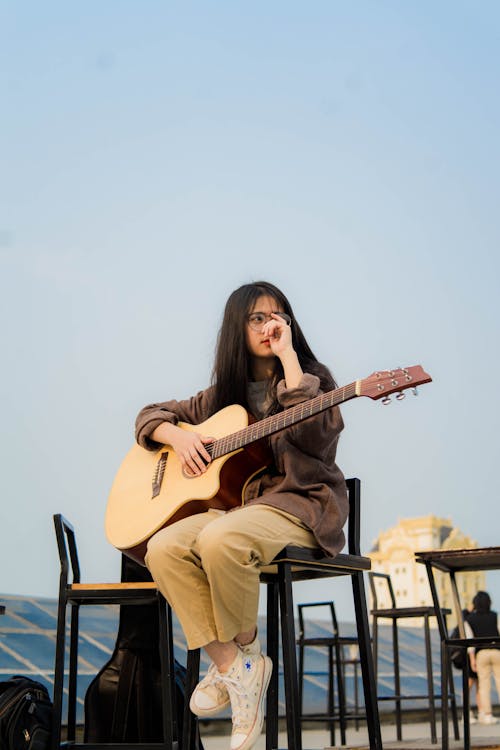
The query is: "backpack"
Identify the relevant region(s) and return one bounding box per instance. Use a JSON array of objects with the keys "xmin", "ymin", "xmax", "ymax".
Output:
[{"xmin": 0, "ymin": 676, "xmax": 52, "ymax": 750}]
